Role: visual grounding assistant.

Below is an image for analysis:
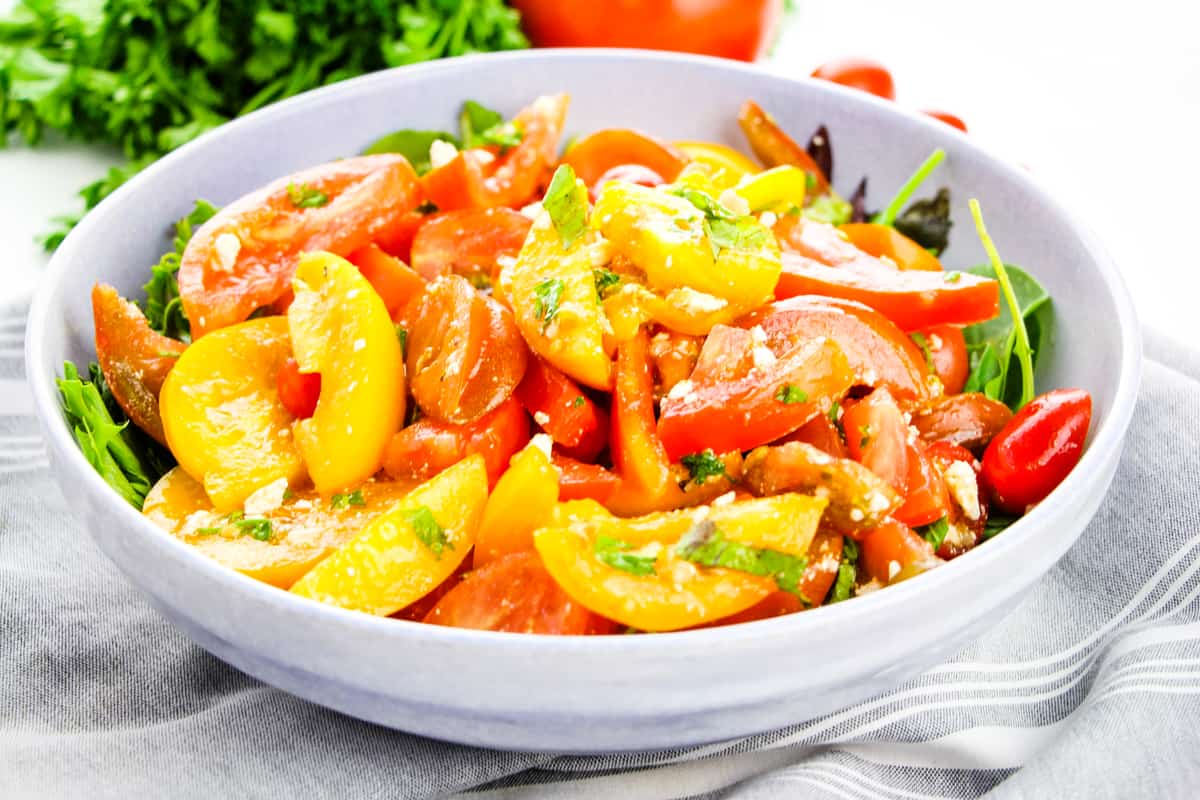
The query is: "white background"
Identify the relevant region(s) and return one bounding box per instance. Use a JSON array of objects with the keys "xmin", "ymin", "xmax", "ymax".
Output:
[{"xmin": 2, "ymin": 0, "xmax": 1198, "ymax": 338}]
